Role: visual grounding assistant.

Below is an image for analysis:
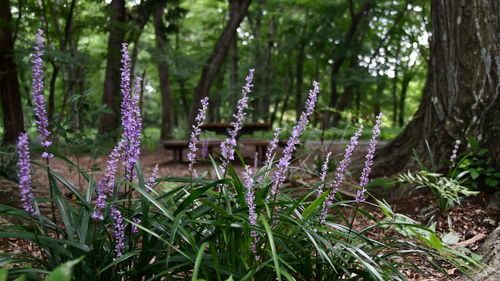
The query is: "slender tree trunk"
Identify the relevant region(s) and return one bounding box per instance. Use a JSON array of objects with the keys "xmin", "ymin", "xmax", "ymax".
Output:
[
  {"xmin": 374, "ymin": 73, "xmax": 385, "ymax": 118},
  {"xmin": 0, "ymin": 0, "xmax": 24, "ymax": 144},
  {"xmin": 331, "ymin": 56, "xmax": 359, "ymax": 126},
  {"xmin": 263, "ymin": 15, "xmax": 275, "ymax": 123},
  {"xmin": 295, "ymin": 42, "xmax": 305, "ymax": 120},
  {"xmin": 328, "ymin": 0, "xmax": 372, "ymax": 124},
  {"xmin": 188, "ymin": 0, "xmax": 252, "ymax": 126},
  {"xmin": 372, "ymin": 0, "xmax": 500, "ymax": 175},
  {"xmin": 153, "ymin": 5, "xmax": 175, "ymax": 141},
  {"xmin": 230, "ymin": 34, "xmax": 238, "ymax": 106},
  {"xmin": 355, "ymin": 87, "xmax": 361, "ymax": 123},
  {"xmin": 398, "ymin": 71, "xmax": 412, "ymax": 127},
  {"xmin": 99, "ymin": 0, "xmax": 126, "ymax": 134},
  {"xmin": 279, "ymin": 66, "xmax": 294, "ymax": 125},
  {"xmin": 48, "ymin": 63, "xmax": 58, "ymax": 122},
  {"xmin": 391, "ymin": 44, "xmax": 401, "ymax": 126}
]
